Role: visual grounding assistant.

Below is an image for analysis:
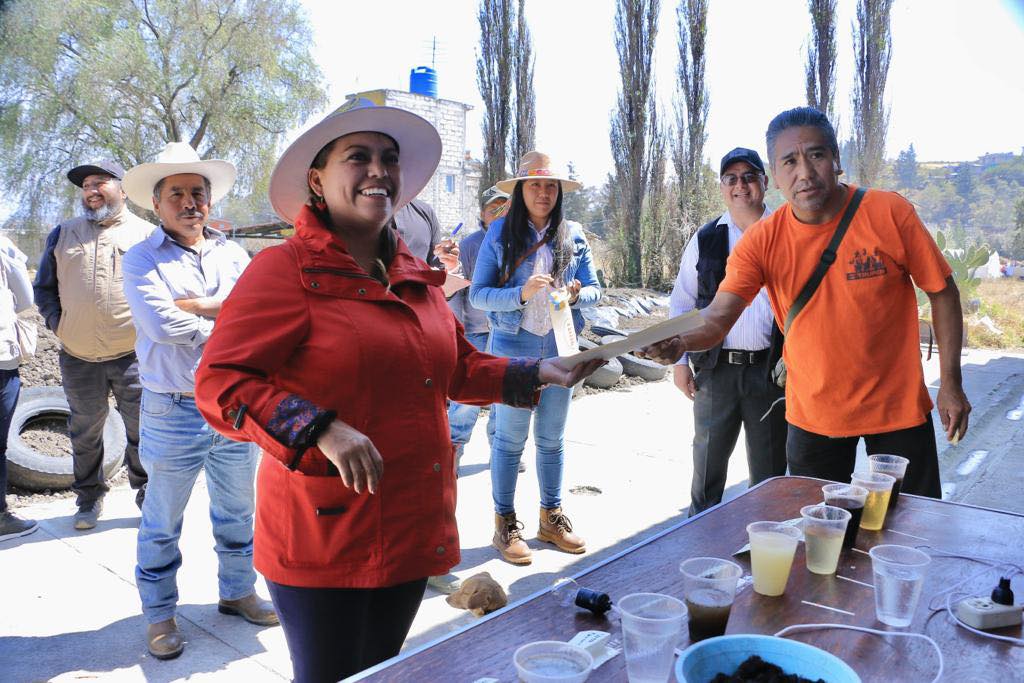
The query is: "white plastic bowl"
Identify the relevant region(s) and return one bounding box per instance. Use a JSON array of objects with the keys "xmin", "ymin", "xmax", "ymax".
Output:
[
  {"xmin": 514, "ymin": 640, "xmax": 593, "ymax": 683},
  {"xmin": 675, "ymin": 634, "xmax": 860, "ymax": 682}
]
